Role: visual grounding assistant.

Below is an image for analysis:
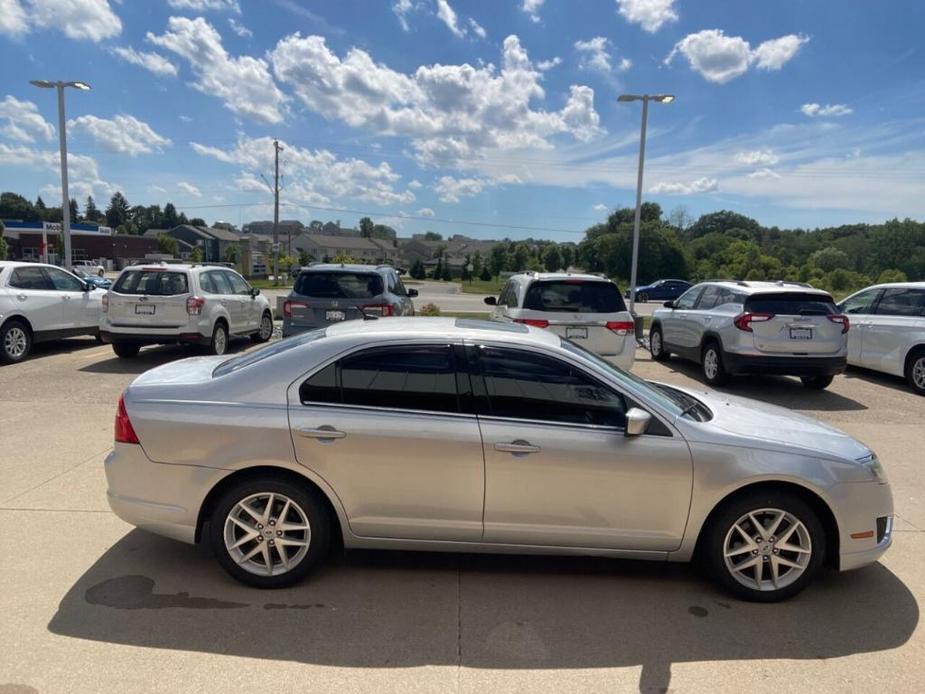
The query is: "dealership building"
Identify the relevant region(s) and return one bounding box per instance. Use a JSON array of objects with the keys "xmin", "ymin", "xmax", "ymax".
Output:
[{"xmin": 0, "ymin": 220, "xmax": 159, "ymax": 269}]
